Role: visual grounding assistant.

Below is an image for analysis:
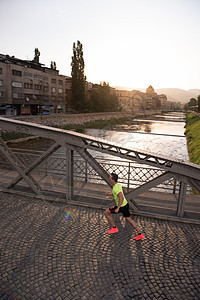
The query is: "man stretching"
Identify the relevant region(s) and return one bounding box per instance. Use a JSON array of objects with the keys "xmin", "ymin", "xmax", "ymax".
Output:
[{"xmin": 104, "ymin": 172, "xmax": 144, "ymax": 240}]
